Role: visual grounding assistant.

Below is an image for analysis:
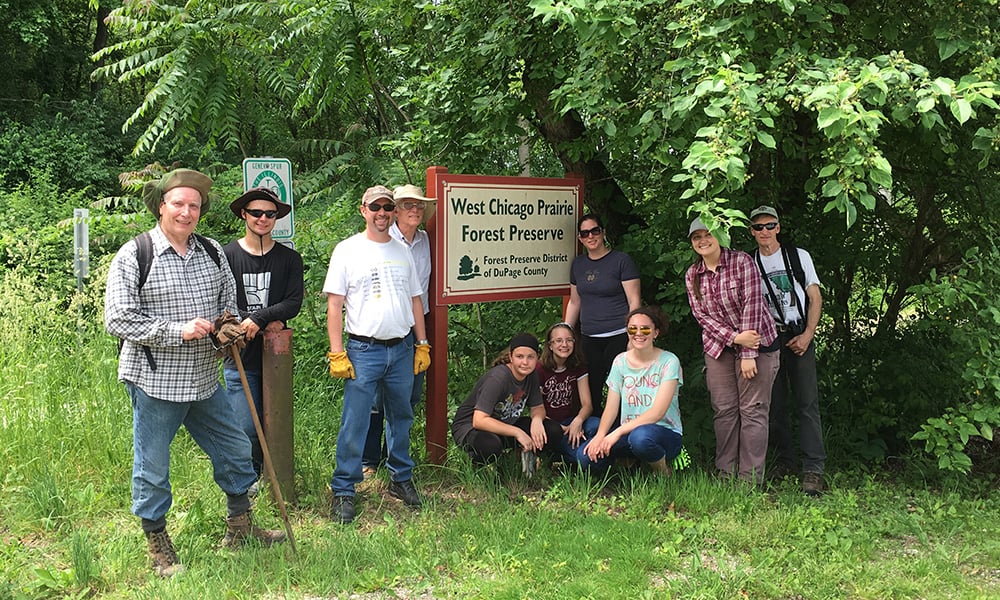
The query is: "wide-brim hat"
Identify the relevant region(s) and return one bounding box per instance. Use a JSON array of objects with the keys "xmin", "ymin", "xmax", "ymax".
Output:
[
  {"xmin": 230, "ymin": 187, "xmax": 292, "ymax": 219},
  {"xmin": 142, "ymin": 168, "xmax": 213, "ymax": 217},
  {"xmin": 393, "ymin": 184, "xmax": 437, "ymax": 223}
]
